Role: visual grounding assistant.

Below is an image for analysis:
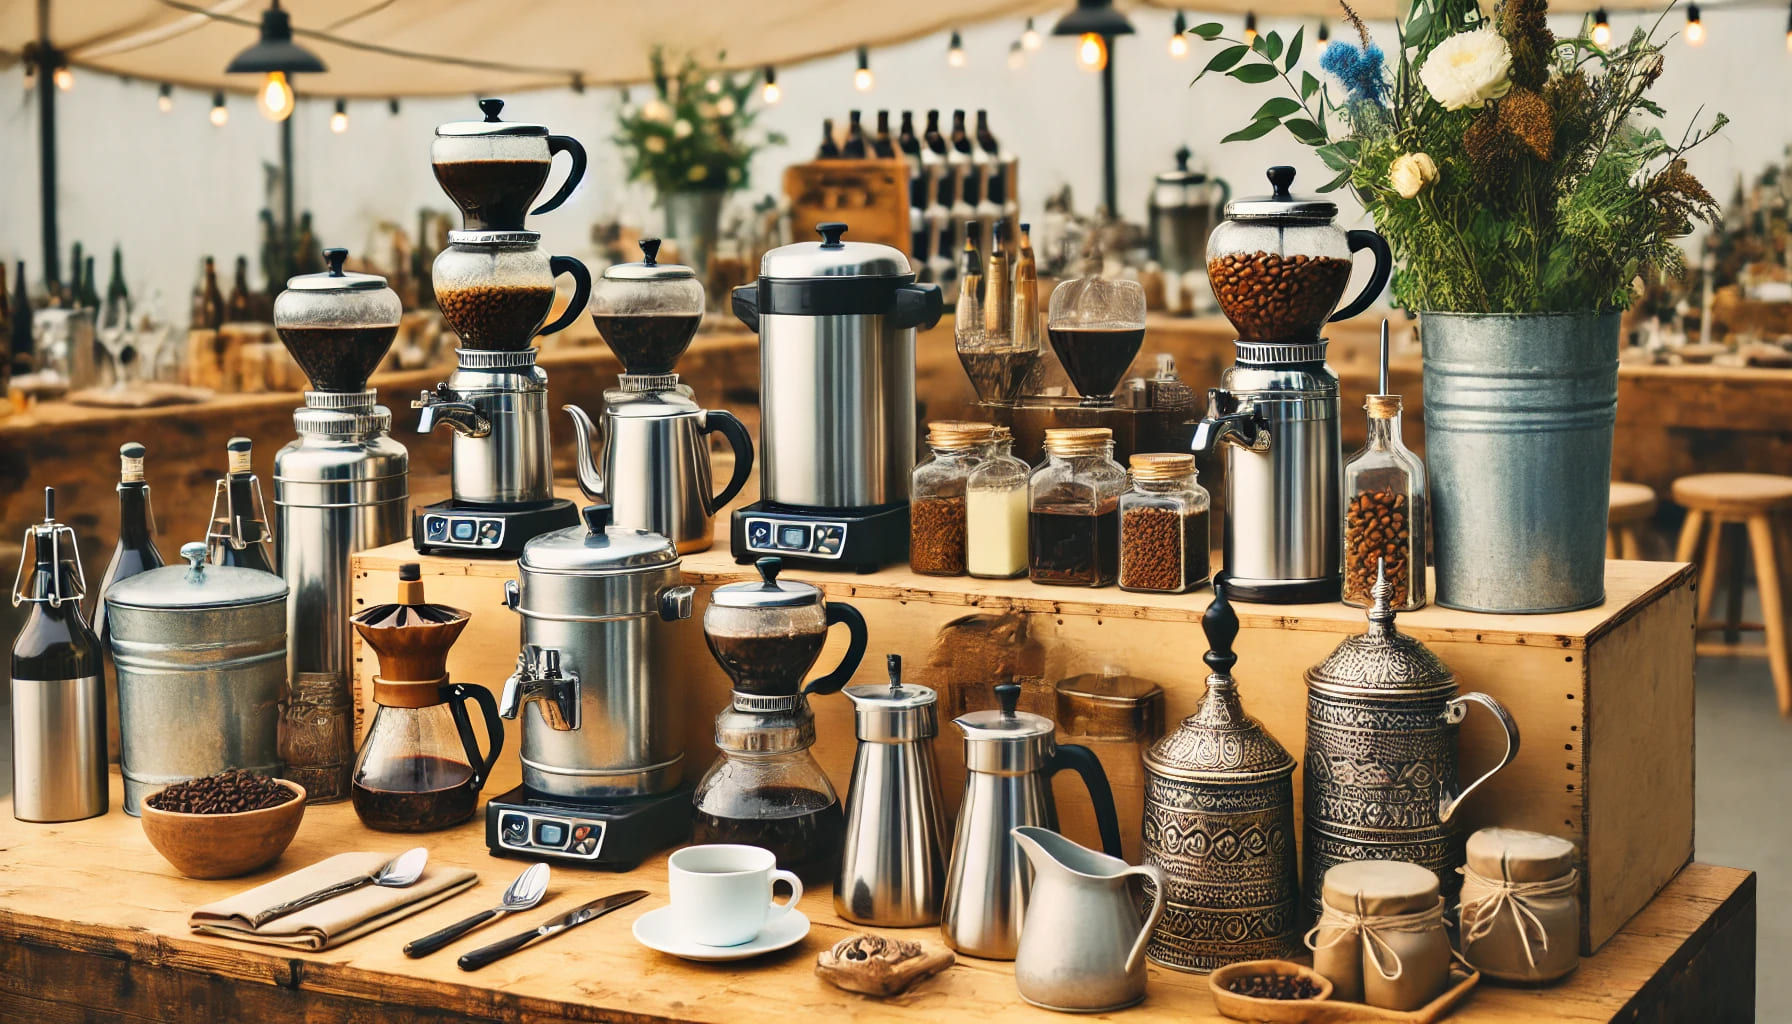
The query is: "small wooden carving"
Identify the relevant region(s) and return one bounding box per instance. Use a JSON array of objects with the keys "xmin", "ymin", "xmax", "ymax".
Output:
[{"xmin": 814, "ymin": 934, "xmax": 955, "ymax": 997}]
